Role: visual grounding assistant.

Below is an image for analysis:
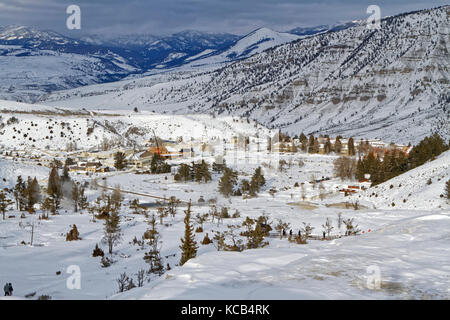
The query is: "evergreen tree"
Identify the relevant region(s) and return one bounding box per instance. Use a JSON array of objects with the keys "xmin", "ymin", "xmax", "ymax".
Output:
[
  {"xmin": 65, "ymin": 157, "xmax": 75, "ymax": 166},
  {"xmin": 0, "ymin": 190, "xmax": 13, "ymax": 220},
  {"xmin": 114, "ymin": 152, "xmax": 126, "ymax": 170},
  {"xmin": 150, "ymin": 153, "xmax": 161, "ymax": 173},
  {"xmin": 199, "ymin": 160, "xmax": 211, "ymax": 183},
  {"xmin": 103, "ymin": 208, "xmax": 121, "ymax": 256},
  {"xmin": 212, "ymin": 158, "xmax": 226, "ymax": 173},
  {"xmin": 334, "ymin": 137, "xmax": 342, "ymax": 154},
  {"xmin": 47, "ymin": 167, "xmax": 62, "ymax": 215},
  {"xmin": 143, "ymin": 215, "xmax": 164, "ymax": 275},
  {"xmin": 150, "ymin": 153, "xmax": 170, "ymax": 174},
  {"xmin": 407, "ymin": 134, "xmax": 448, "ymax": 169},
  {"xmin": 356, "ymin": 157, "xmax": 365, "ymax": 181},
  {"xmin": 26, "ymin": 176, "xmax": 41, "ymax": 213},
  {"xmin": 72, "ymin": 183, "xmax": 80, "ymax": 213},
  {"xmin": 193, "ymin": 162, "xmax": 203, "ymax": 183},
  {"xmin": 47, "ymin": 167, "xmax": 61, "ymax": 198},
  {"xmin": 13, "ymin": 176, "xmax": 26, "ymax": 211},
  {"xmin": 66, "ymin": 224, "xmax": 81, "ymax": 241},
  {"xmin": 240, "ymin": 179, "xmax": 250, "ymax": 194},
  {"xmin": 174, "ymin": 163, "xmax": 191, "ymax": 181},
  {"xmin": 250, "ymin": 167, "xmax": 266, "ymax": 194},
  {"xmin": 179, "ymin": 201, "xmax": 198, "ymax": 266},
  {"xmin": 30, "ymin": 177, "xmax": 41, "ymax": 204},
  {"xmin": 313, "ymin": 137, "xmax": 320, "ymax": 153},
  {"xmin": 324, "ymin": 137, "xmax": 332, "ymax": 154},
  {"xmin": 78, "ymin": 186, "xmax": 88, "ymax": 211},
  {"xmin": 246, "ymin": 222, "xmax": 268, "ymax": 249},
  {"xmin": 445, "ymin": 179, "xmax": 450, "ymax": 199},
  {"xmin": 299, "ymin": 132, "xmax": 307, "ymax": 144},
  {"xmin": 218, "ymin": 167, "xmax": 238, "ymax": 197},
  {"xmin": 144, "ymin": 239, "xmax": 164, "ymax": 275},
  {"xmin": 61, "ymin": 165, "xmax": 70, "ymax": 183},
  {"xmin": 348, "ymin": 137, "xmax": 355, "ymax": 156},
  {"xmin": 308, "ymin": 134, "xmax": 315, "ymax": 153}
]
